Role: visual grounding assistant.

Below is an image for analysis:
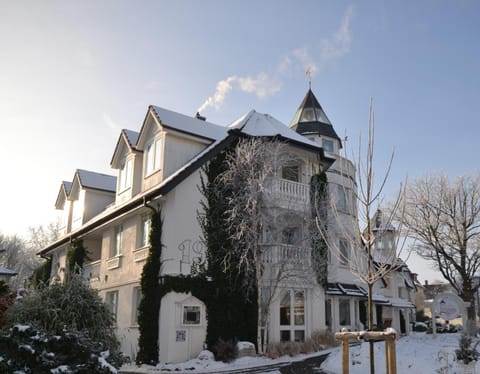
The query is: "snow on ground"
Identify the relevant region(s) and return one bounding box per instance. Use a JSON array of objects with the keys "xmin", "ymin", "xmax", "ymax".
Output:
[
  {"xmin": 322, "ymin": 332, "xmax": 476, "ymax": 374},
  {"xmin": 121, "ymin": 333, "xmax": 477, "ymax": 373}
]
